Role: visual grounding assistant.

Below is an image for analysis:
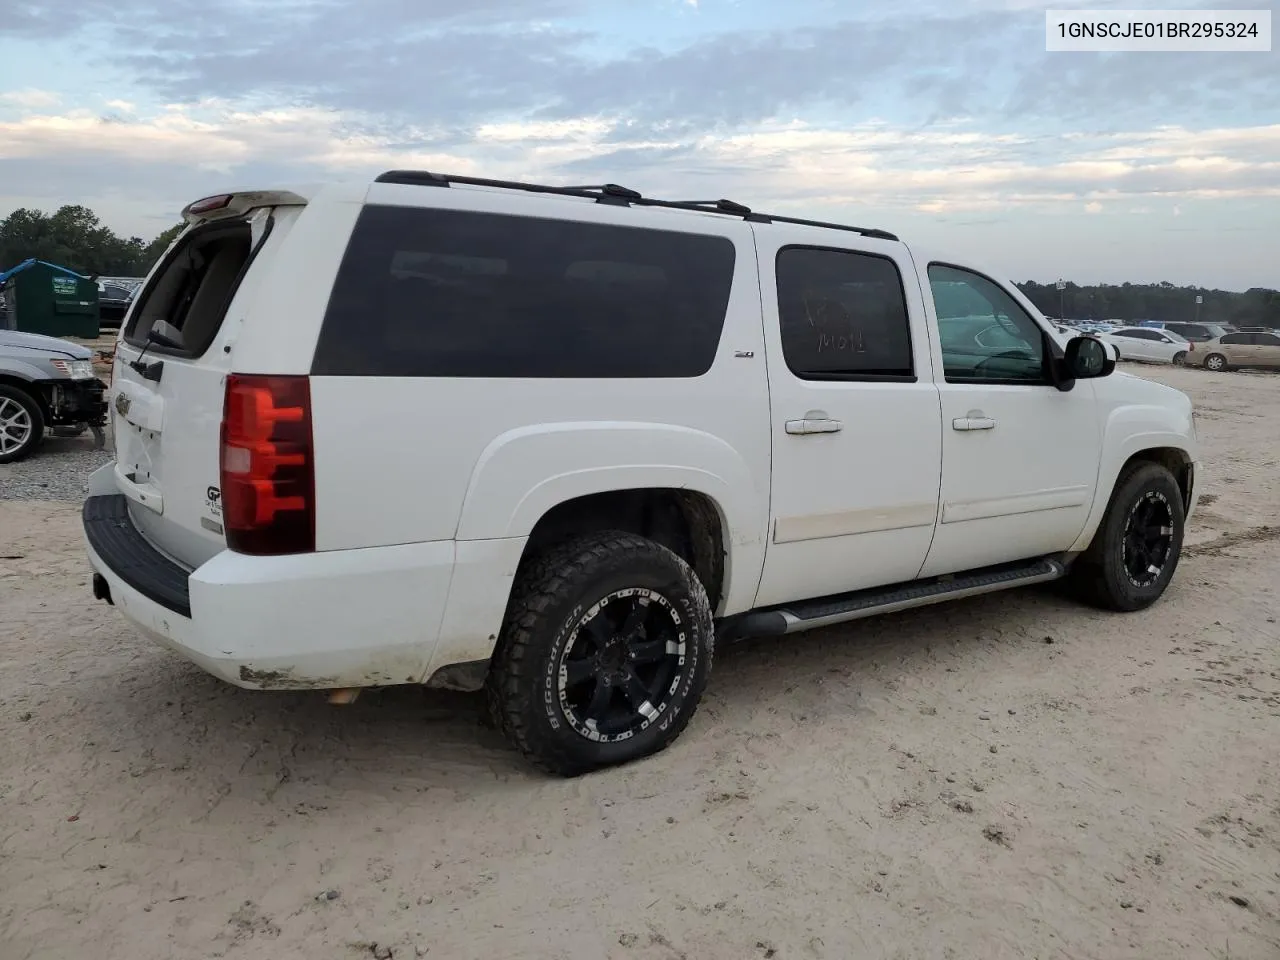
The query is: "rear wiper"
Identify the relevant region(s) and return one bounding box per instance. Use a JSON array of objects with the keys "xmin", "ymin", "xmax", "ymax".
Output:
[
  {"xmin": 128, "ymin": 328, "xmax": 181, "ymax": 382},
  {"xmin": 146, "ymin": 328, "xmax": 183, "ymax": 350}
]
